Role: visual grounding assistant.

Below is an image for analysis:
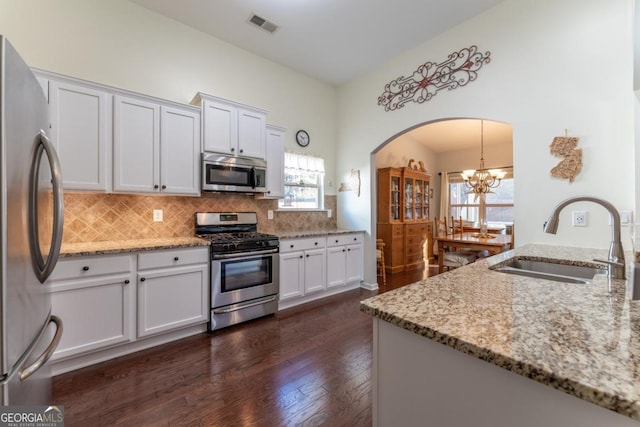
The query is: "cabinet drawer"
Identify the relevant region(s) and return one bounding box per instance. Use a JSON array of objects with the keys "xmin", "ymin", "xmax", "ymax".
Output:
[
  {"xmin": 405, "ymin": 251, "xmax": 424, "ymax": 264},
  {"xmin": 405, "ymin": 245, "xmax": 425, "ymax": 257},
  {"xmin": 280, "ymin": 237, "xmax": 326, "ymax": 253},
  {"xmin": 405, "ymin": 235, "xmax": 427, "ymax": 246},
  {"xmin": 391, "ymin": 224, "xmax": 404, "ymax": 239},
  {"xmin": 51, "ymin": 254, "xmax": 134, "ymax": 281},
  {"xmin": 406, "ymin": 223, "xmax": 429, "ymax": 236},
  {"xmin": 326, "ymin": 233, "xmax": 363, "ymax": 247},
  {"xmin": 138, "ymin": 247, "xmax": 209, "ymax": 270}
]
